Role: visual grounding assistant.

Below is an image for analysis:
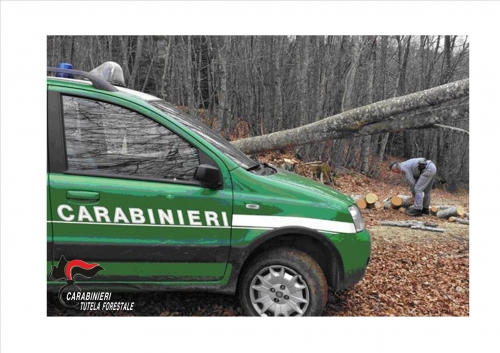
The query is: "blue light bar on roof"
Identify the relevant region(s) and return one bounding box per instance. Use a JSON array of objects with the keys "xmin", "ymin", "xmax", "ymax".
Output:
[{"xmin": 56, "ymin": 63, "xmax": 74, "ymax": 78}]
